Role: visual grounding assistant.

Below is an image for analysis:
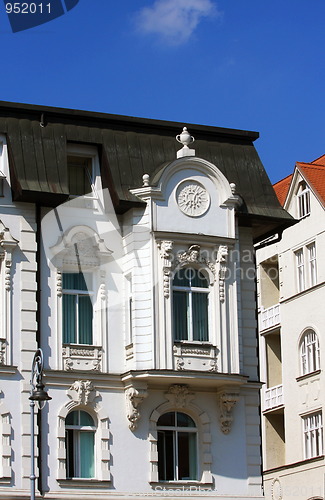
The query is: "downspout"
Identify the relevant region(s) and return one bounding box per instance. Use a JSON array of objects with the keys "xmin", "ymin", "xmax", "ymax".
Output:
[{"xmin": 35, "ymin": 203, "xmax": 43, "ymax": 495}]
